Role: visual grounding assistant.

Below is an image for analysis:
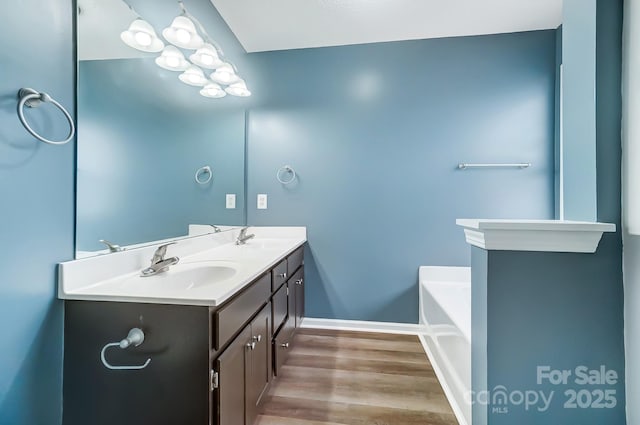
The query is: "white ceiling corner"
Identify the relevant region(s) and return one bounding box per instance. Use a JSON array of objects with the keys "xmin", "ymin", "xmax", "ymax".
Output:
[
  {"xmin": 78, "ymin": 0, "xmax": 149, "ymax": 61},
  {"xmin": 210, "ymin": 0, "xmax": 563, "ymax": 53}
]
